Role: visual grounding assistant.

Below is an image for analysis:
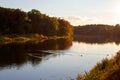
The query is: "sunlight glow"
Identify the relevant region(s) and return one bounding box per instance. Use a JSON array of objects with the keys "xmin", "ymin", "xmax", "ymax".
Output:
[
  {"xmin": 115, "ymin": 4, "xmax": 120, "ymax": 14},
  {"xmin": 115, "ymin": 4, "xmax": 120, "ymax": 19},
  {"xmin": 114, "ymin": 2, "xmax": 120, "ymax": 24}
]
